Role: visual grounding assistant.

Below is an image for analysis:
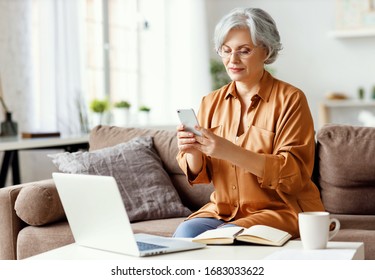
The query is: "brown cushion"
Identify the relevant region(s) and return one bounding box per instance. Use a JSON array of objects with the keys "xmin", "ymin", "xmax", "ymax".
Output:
[
  {"xmin": 15, "ymin": 182, "xmax": 66, "ymax": 226},
  {"xmin": 317, "ymin": 124, "xmax": 375, "ymax": 214},
  {"xmin": 49, "ymin": 136, "xmax": 191, "ymax": 222}
]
